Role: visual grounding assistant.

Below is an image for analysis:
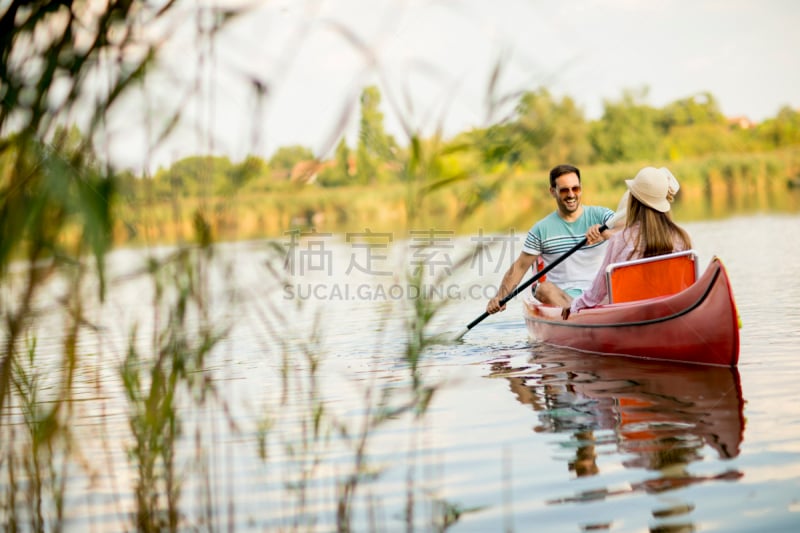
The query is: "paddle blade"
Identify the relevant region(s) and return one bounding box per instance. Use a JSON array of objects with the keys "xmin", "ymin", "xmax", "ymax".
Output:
[{"xmin": 452, "ymin": 327, "xmax": 470, "ymax": 342}]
